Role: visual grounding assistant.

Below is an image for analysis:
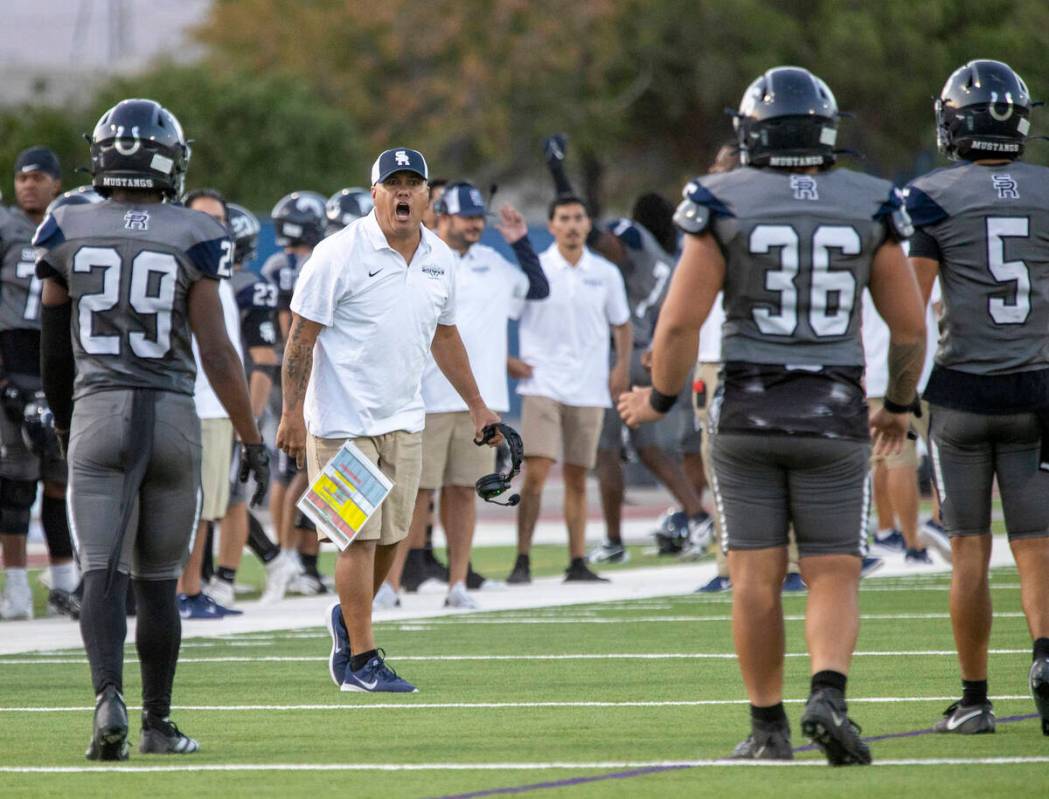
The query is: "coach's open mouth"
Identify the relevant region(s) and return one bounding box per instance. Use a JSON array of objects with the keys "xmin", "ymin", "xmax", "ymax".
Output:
[{"xmin": 395, "ymin": 201, "xmax": 411, "ymax": 221}]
